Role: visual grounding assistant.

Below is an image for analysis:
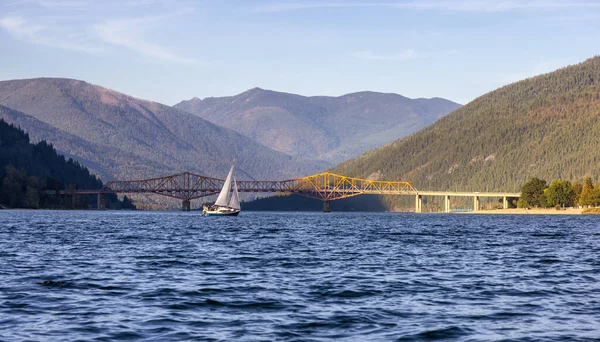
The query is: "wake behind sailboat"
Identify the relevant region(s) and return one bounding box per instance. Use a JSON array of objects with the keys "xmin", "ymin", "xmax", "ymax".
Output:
[{"xmin": 203, "ymin": 164, "xmax": 241, "ymax": 216}]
